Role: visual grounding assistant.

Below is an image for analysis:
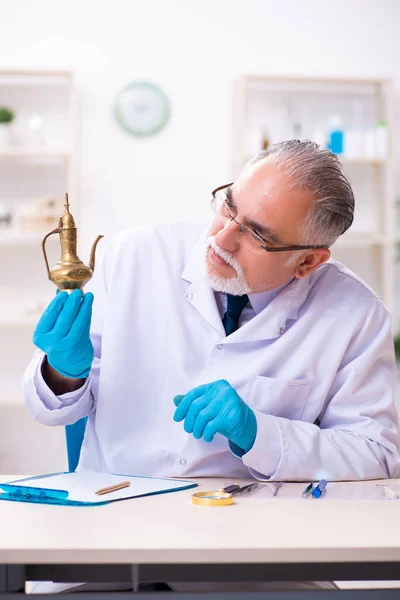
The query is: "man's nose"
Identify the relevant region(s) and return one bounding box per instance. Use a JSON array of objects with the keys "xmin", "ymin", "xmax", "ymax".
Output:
[{"xmin": 215, "ymin": 219, "xmax": 241, "ymax": 252}]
